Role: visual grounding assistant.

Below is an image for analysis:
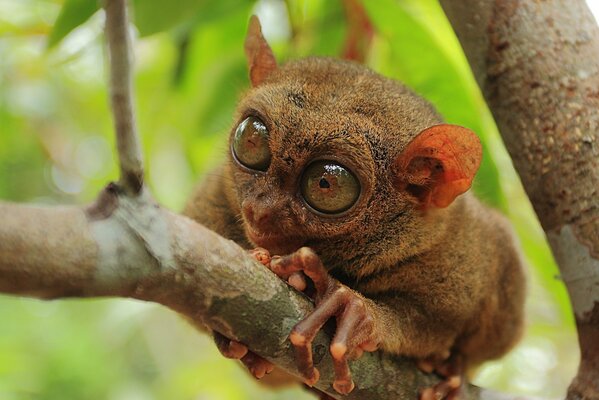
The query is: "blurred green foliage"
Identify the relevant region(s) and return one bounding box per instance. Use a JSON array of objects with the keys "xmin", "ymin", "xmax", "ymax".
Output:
[{"xmin": 0, "ymin": 0, "xmax": 579, "ymax": 399}]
